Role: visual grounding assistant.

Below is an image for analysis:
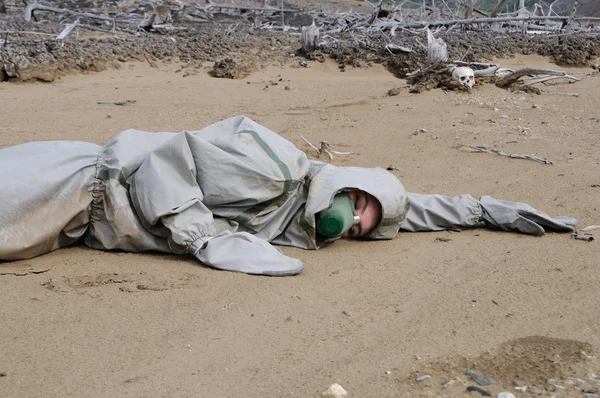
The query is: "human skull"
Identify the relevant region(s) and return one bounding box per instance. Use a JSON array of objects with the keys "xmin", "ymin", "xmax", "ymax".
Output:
[{"xmin": 452, "ymin": 67, "xmax": 475, "ymax": 89}]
